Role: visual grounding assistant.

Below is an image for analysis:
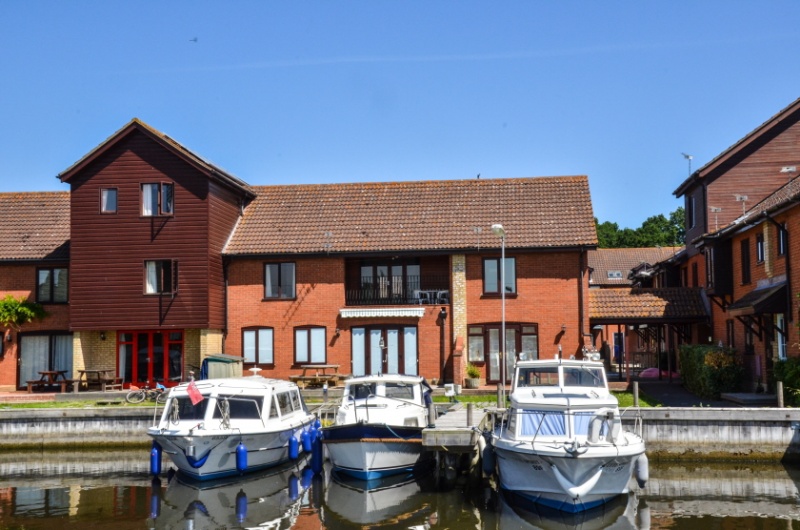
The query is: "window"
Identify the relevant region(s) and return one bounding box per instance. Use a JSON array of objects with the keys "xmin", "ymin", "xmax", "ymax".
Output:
[
  {"xmin": 141, "ymin": 182, "xmax": 174, "ymax": 216},
  {"xmin": 691, "ymin": 262, "xmax": 698, "ymax": 287},
  {"xmin": 212, "ymin": 395, "xmax": 263, "ymax": 419},
  {"xmin": 265, "ymin": 263, "xmax": 295, "ymax": 299},
  {"xmin": 687, "ymin": 195, "xmax": 696, "ymax": 229},
  {"xmin": 756, "ymin": 233, "xmax": 765, "ymax": 263},
  {"xmin": 607, "ymin": 270, "xmax": 623, "ymax": 279},
  {"xmin": 706, "ymin": 248, "xmax": 715, "ymax": 289},
  {"xmin": 779, "ymin": 223, "xmax": 787, "ymax": 256},
  {"xmin": 295, "ymin": 327, "xmax": 326, "ymax": 364},
  {"xmin": 243, "ymin": 328, "xmax": 274, "ymax": 365},
  {"xmin": 359, "ymin": 261, "xmax": 421, "ymax": 302},
  {"xmin": 468, "ymin": 326, "xmax": 485, "ymax": 363},
  {"xmin": 744, "ymin": 321, "xmax": 755, "ymax": 355},
  {"xmin": 777, "ymin": 314, "xmax": 787, "ymax": 361},
  {"xmin": 100, "ymin": 188, "xmax": 117, "ymax": 213},
  {"xmin": 37, "ymin": 267, "xmax": 68, "ymax": 303},
  {"xmin": 144, "ymin": 260, "xmax": 178, "ymax": 294},
  {"xmin": 483, "ymin": 257, "xmax": 516, "ymax": 295},
  {"xmin": 740, "ymin": 239, "xmax": 751, "ymax": 285}
]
